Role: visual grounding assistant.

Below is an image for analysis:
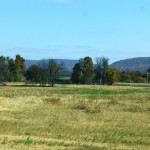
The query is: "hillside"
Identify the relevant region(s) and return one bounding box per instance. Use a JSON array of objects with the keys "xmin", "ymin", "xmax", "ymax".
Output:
[
  {"xmin": 25, "ymin": 57, "xmax": 150, "ymax": 73},
  {"xmin": 25, "ymin": 59, "xmax": 78, "ymax": 71},
  {"xmin": 111, "ymin": 57, "xmax": 150, "ymax": 72}
]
